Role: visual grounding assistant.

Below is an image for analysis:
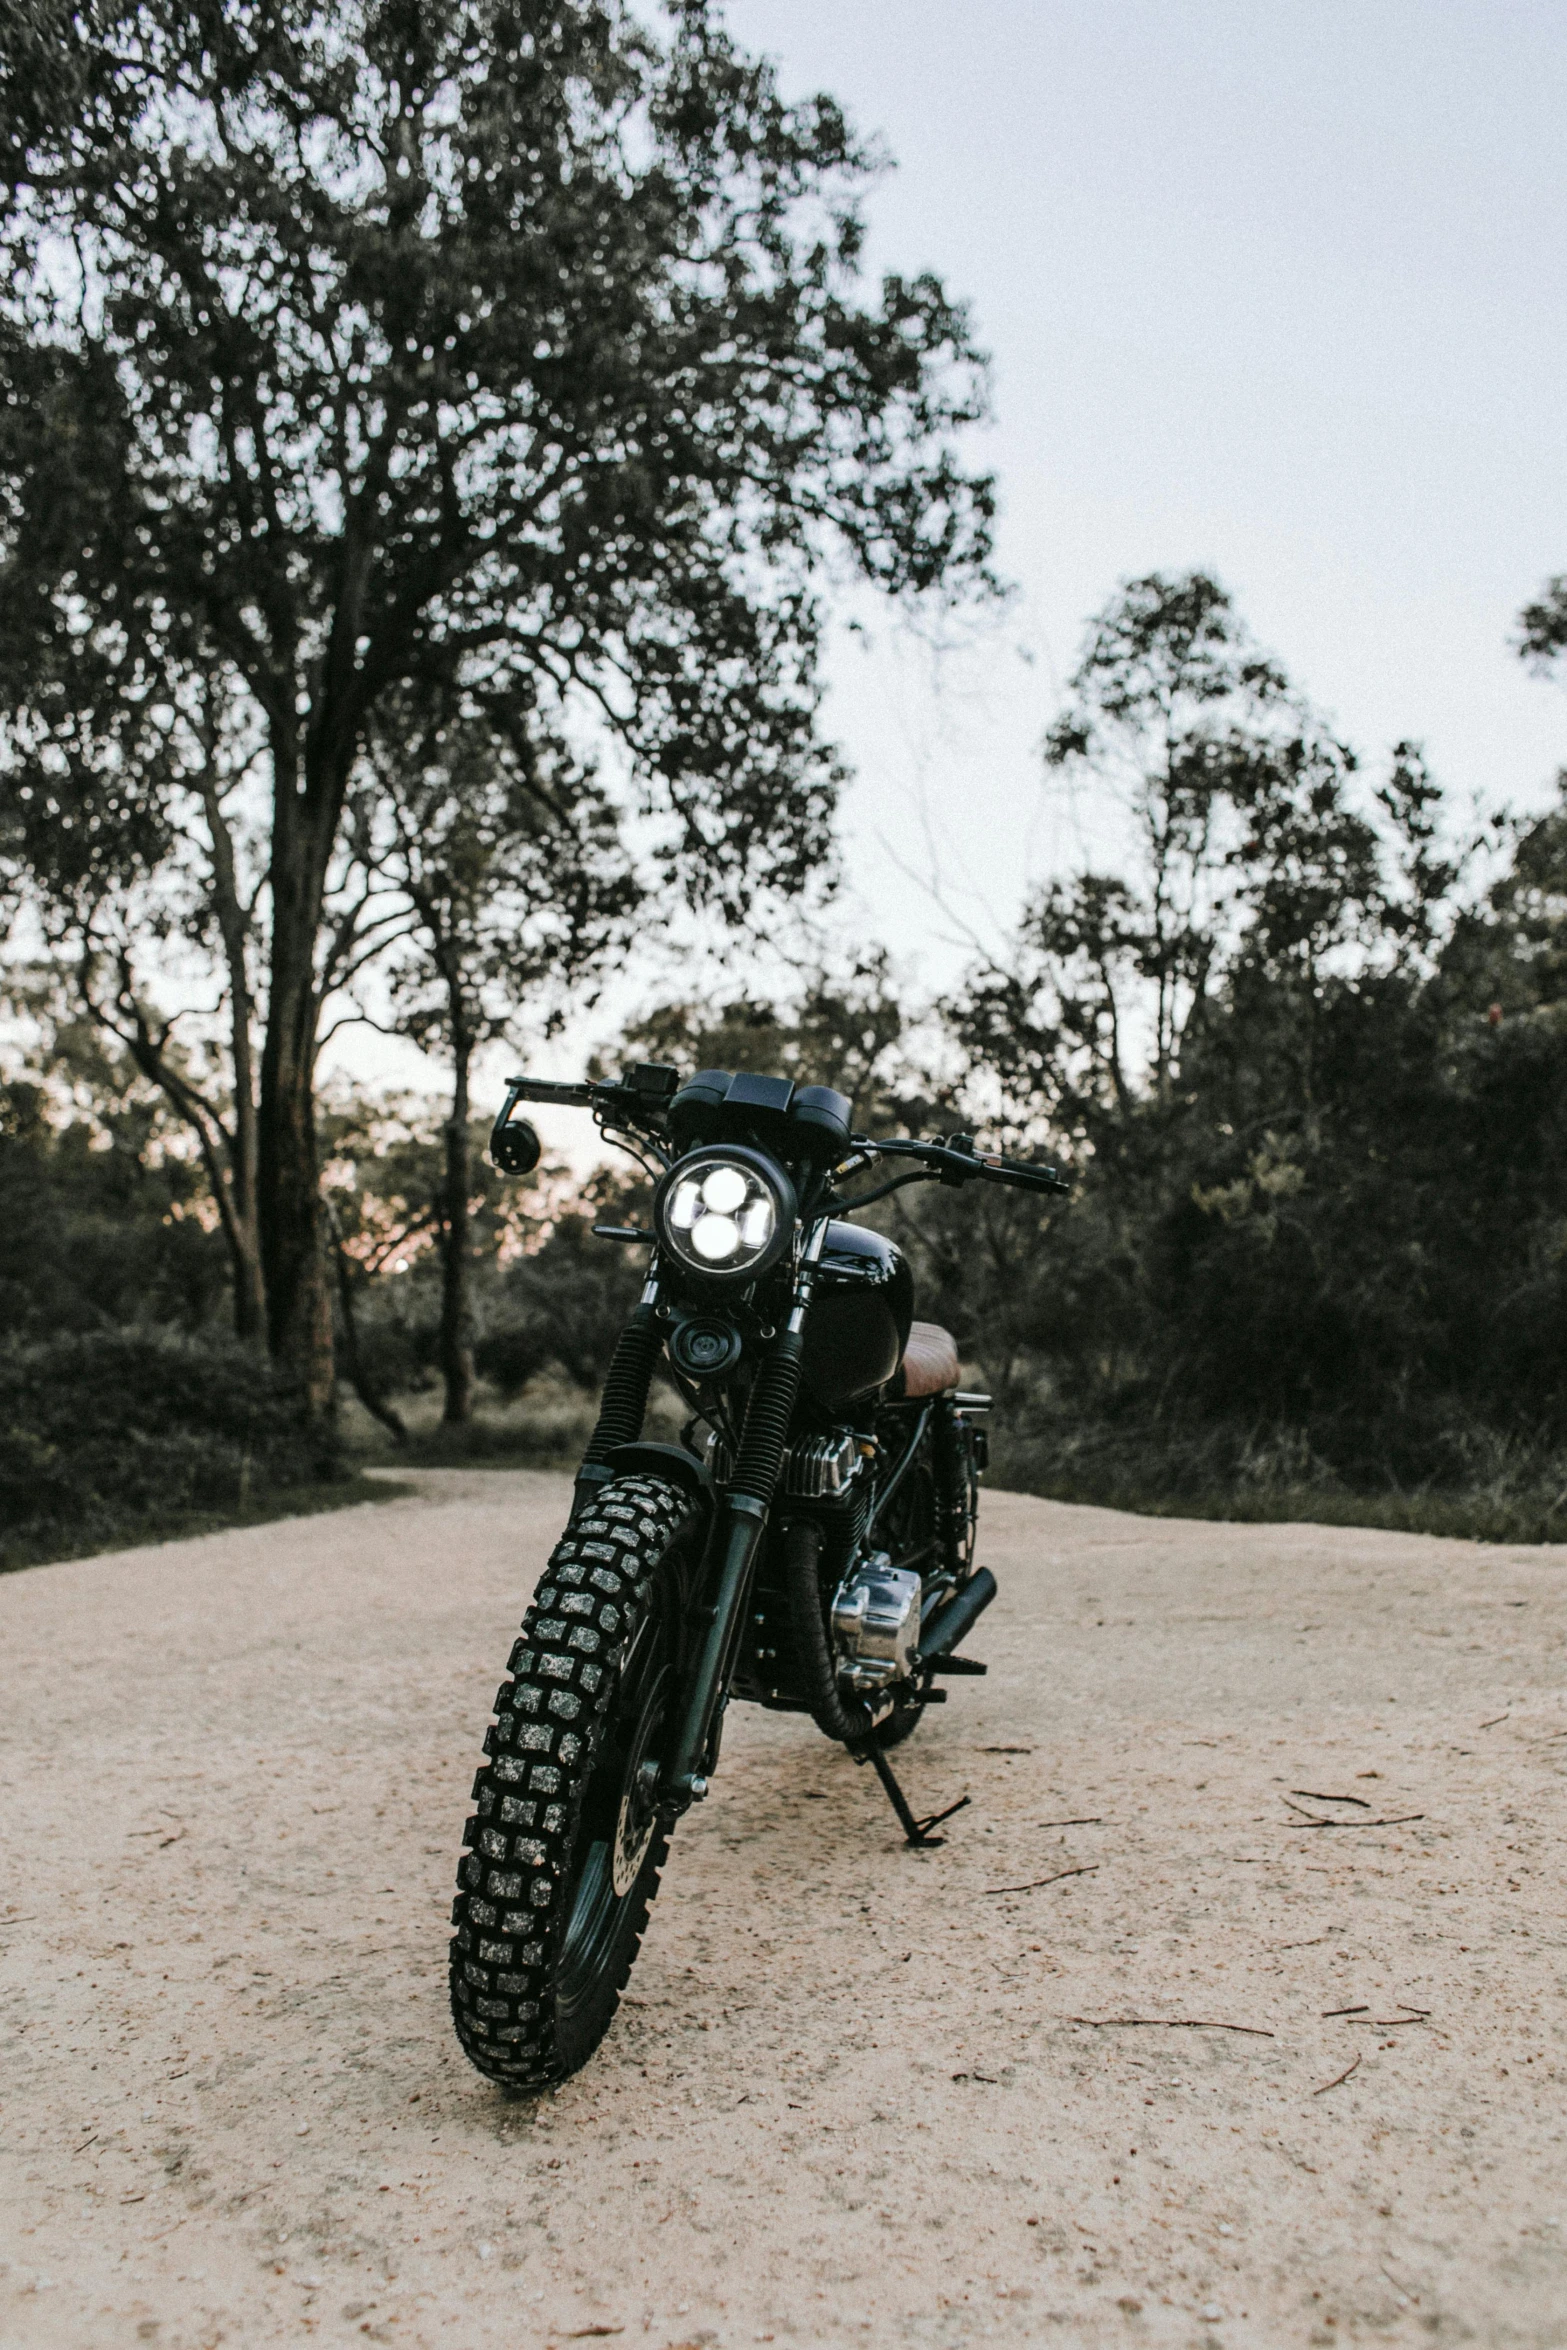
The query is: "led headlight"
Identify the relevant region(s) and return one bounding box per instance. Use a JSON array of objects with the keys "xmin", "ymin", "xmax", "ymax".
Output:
[{"xmin": 654, "ymin": 1147, "xmax": 795, "ymax": 1283}]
